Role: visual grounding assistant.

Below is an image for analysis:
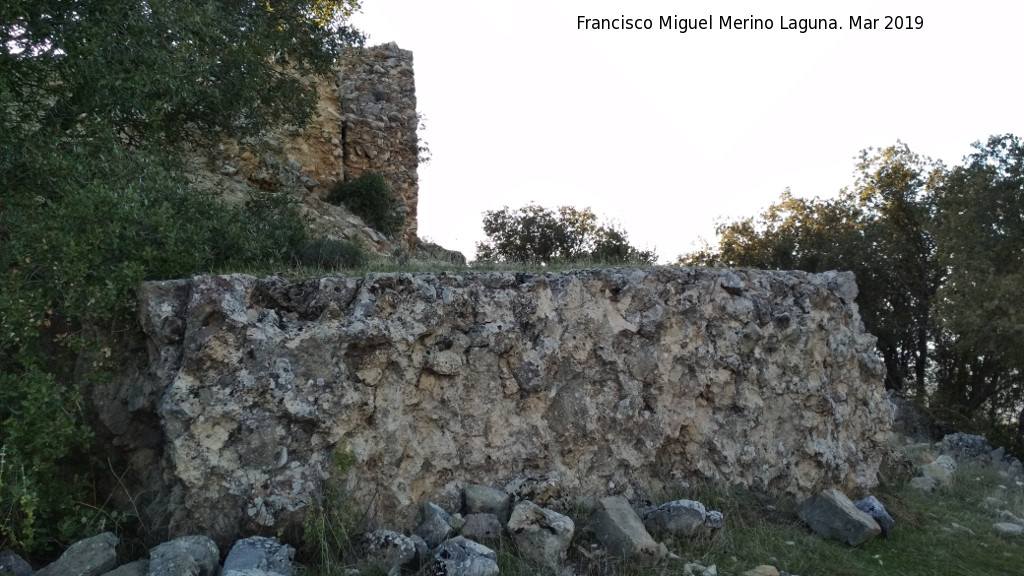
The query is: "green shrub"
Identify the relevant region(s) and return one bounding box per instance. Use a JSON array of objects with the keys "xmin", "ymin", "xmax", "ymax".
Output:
[
  {"xmin": 297, "ymin": 237, "xmax": 368, "ymax": 270},
  {"xmin": 325, "ymin": 172, "xmax": 405, "ymax": 235},
  {"xmin": 0, "ymin": 134, "xmax": 311, "ymax": 558}
]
